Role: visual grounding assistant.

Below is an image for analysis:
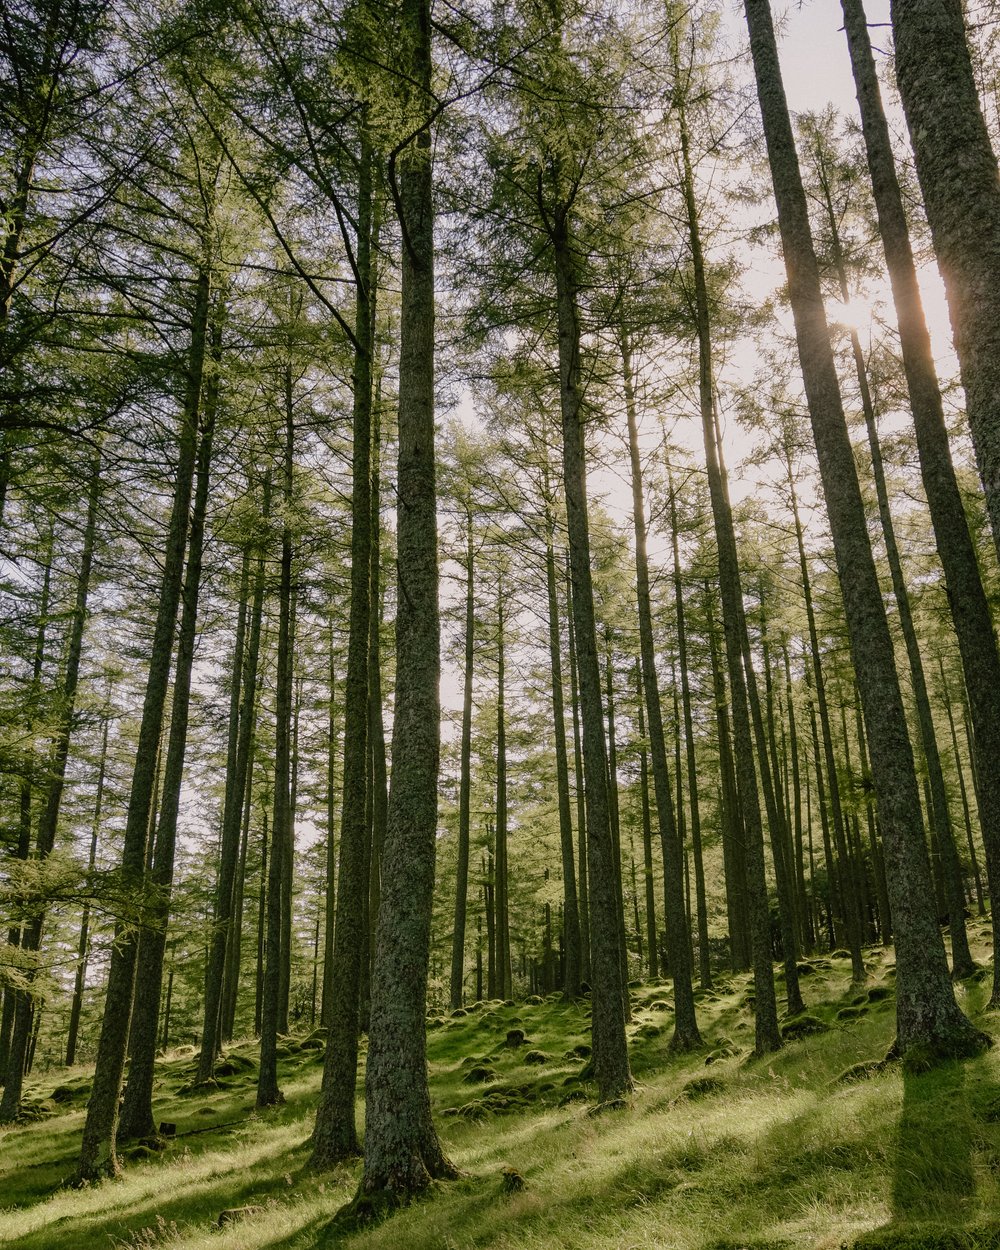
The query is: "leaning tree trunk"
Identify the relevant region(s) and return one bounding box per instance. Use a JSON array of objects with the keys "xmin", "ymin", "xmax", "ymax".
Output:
[
  {"xmin": 77, "ymin": 258, "xmax": 210, "ymax": 1182},
  {"xmin": 844, "ymin": 0, "xmax": 1000, "ymax": 1003},
  {"xmin": 890, "ymin": 0, "xmax": 1000, "ymax": 566},
  {"xmin": 744, "ymin": 0, "xmax": 987, "ymax": 1060},
  {"xmin": 346, "ymin": 0, "xmax": 457, "ymax": 1212},
  {"xmin": 815, "ymin": 149, "xmax": 973, "ymax": 977}
]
